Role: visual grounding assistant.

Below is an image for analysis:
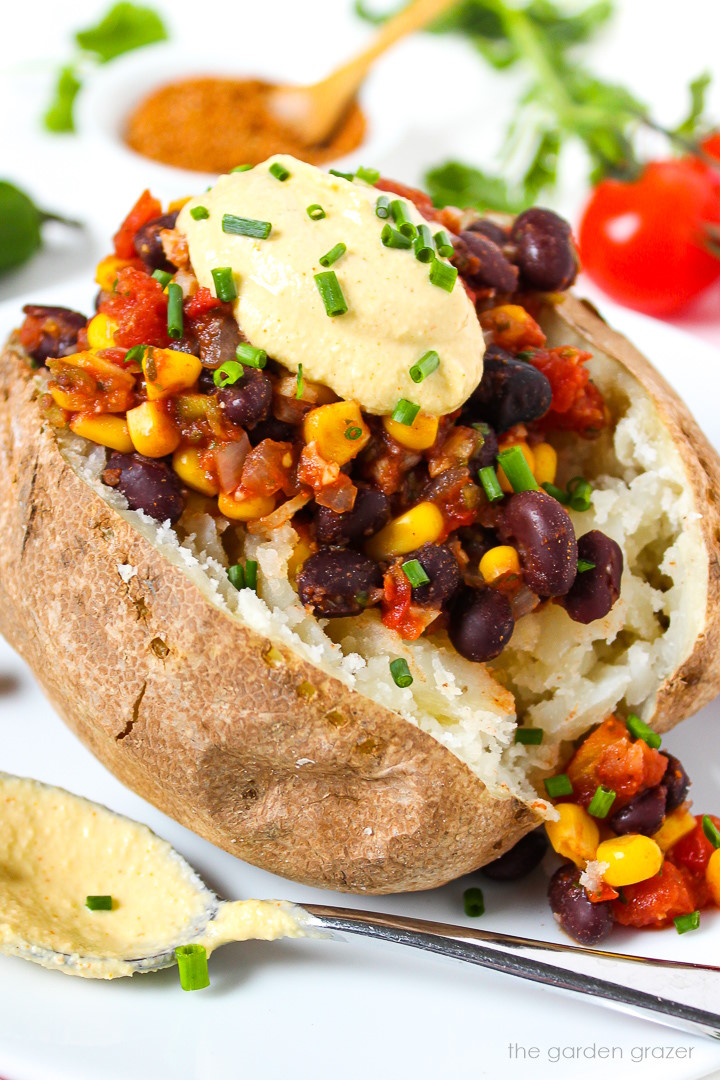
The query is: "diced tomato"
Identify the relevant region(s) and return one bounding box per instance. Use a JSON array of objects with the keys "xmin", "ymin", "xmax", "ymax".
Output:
[
  {"xmin": 667, "ymin": 815, "xmax": 720, "ymax": 879},
  {"xmin": 566, "ymin": 716, "xmax": 668, "ymax": 810},
  {"xmin": 113, "ymin": 190, "xmax": 163, "ymax": 260},
  {"xmin": 612, "ymin": 862, "xmax": 699, "ymax": 928},
  {"xmin": 381, "ymin": 565, "xmax": 427, "ymax": 641},
  {"xmin": 185, "ymin": 287, "xmax": 223, "ymax": 319},
  {"xmin": 100, "ymin": 267, "xmax": 169, "ymax": 348},
  {"xmin": 297, "ymin": 442, "xmax": 357, "ymax": 512},
  {"xmin": 587, "ymin": 881, "xmax": 619, "ymax": 903},
  {"xmin": 479, "ymin": 304, "xmax": 546, "ymax": 352},
  {"xmin": 527, "ymin": 346, "xmax": 610, "ymax": 436}
]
